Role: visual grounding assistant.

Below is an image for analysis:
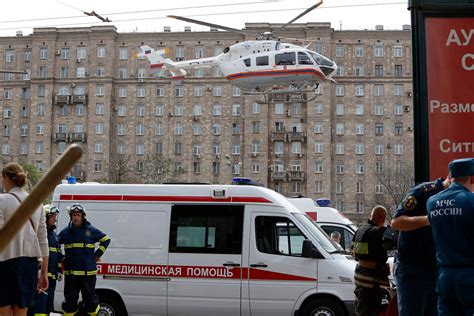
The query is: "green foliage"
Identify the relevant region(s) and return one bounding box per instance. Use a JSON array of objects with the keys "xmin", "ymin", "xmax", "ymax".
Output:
[{"xmin": 20, "ymin": 162, "xmax": 42, "ymax": 192}]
